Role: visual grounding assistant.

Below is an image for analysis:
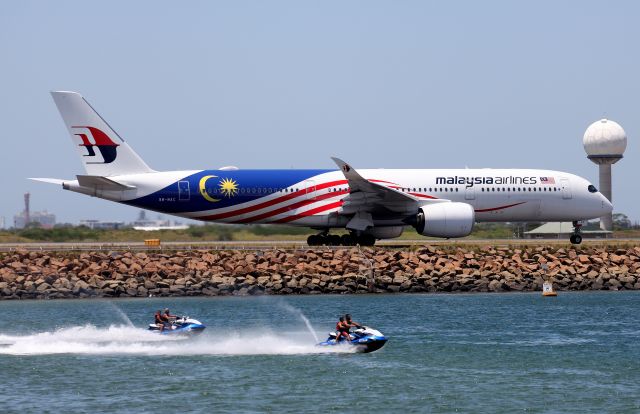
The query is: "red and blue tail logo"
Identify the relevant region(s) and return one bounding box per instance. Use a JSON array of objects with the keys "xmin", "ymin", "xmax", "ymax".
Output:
[{"xmin": 72, "ymin": 126, "xmax": 120, "ymax": 164}]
